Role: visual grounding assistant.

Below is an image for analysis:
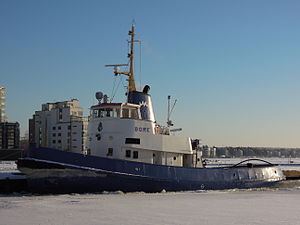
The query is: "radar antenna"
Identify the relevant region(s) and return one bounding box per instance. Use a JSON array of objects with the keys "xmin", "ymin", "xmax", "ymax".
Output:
[{"xmin": 105, "ymin": 64, "xmax": 128, "ymax": 76}]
